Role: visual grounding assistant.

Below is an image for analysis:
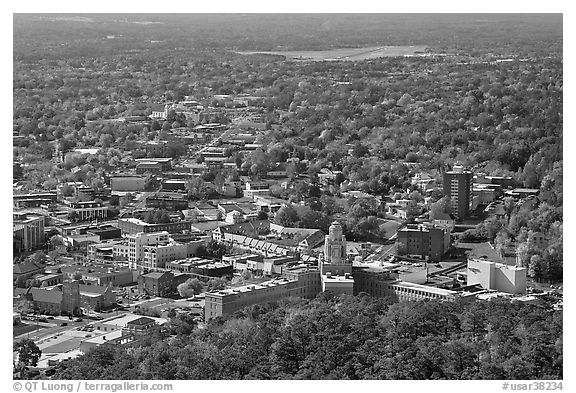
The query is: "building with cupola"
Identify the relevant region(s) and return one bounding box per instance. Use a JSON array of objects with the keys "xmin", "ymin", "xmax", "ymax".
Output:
[{"xmin": 318, "ymin": 221, "xmax": 354, "ymax": 295}]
